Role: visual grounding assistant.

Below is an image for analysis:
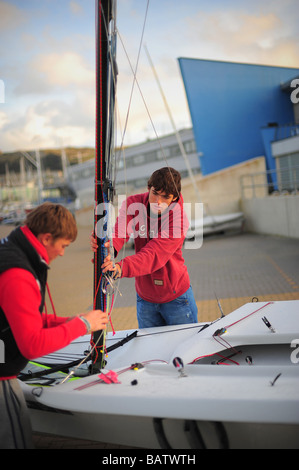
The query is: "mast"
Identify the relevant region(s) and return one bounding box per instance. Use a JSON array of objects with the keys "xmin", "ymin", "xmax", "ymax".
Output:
[{"xmin": 92, "ymin": 0, "xmax": 117, "ymax": 373}]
